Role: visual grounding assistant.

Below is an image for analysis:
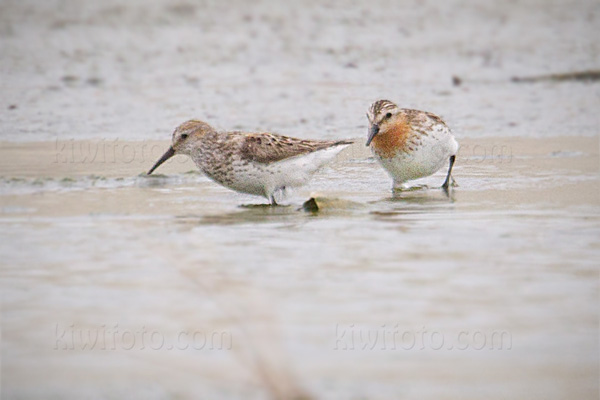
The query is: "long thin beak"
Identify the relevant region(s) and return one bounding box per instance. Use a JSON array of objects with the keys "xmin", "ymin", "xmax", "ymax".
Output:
[
  {"xmin": 365, "ymin": 124, "xmax": 379, "ymax": 146},
  {"xmin": 147, "ymin": 146, "xmax": 175, "ymax": 175}
]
